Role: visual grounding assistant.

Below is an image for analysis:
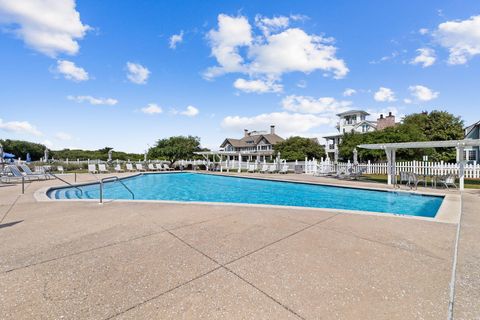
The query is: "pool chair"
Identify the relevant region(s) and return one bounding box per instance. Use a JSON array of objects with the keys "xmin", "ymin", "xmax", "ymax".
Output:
[
  {"xmin": 148, "ymin": 163, "xmax": 158, "ymax": 171},
  {"xmin": 260, "ymin": 164, "xmax": 269, "ymax": 173},
  {"xmin": 57, "ymin": 166, "xmax": 64, "ymax": 174},
  {"xmin": 126, "ymin": 163, "xmax": 135, "ymax": 172},
  {"xmin": 2, "ymin": 165, "xmax": 41, "ymax": 182},
  {"xmin": 279, "ymin": 164, "xmax": 289, "ymax": 174},
  {"xmin": 399, "ymin": 171, "xmax": 409, "ymax": 185},
  {"xmin": 135, "ymin": 163, "xmax": 146, "ymax": 172},
  {"xmin": 19, "ymin": 164, "xmax": 50, "ymax": 180},
  {"xmin": 247, "ymin": 164, "xmax": 256, "ymax": 173},
  {"xmin": 155, "ymin": 163, "xmax": 164, "ymax": 171},
  {"xmin": 163, "ymin": 164, "xmax": 174, "ymax": 171},
  {"xmin": 437, "ymin": 174, "xmax": 457, "ymax": 189},
  {"xmin": 88, "ymin": 164, "xmax": 98, "ymax": 174},
  {"xmin": 114, "ymin": 164, "xmax": 124, "ymax": 173},
  {"xmin": 407, "ymin": 173, "xmax": 425, "ymax": 190},
  {"xmin": 98, "ymin": 164, "xmax": 109, "ymax": 173},
  {"xmin": 268, "ymin": 164, "xmax": 278, "ymax": 173}
]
